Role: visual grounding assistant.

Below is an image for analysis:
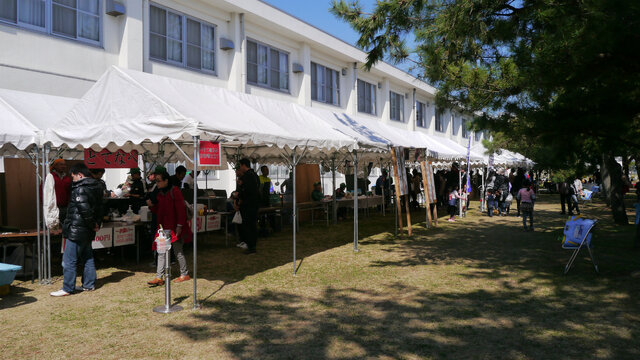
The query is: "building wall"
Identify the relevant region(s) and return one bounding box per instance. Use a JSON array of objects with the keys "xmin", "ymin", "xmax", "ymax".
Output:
[{"xmin": 0, "ymin": 0, "xmax": 488, "ymax": 200}]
